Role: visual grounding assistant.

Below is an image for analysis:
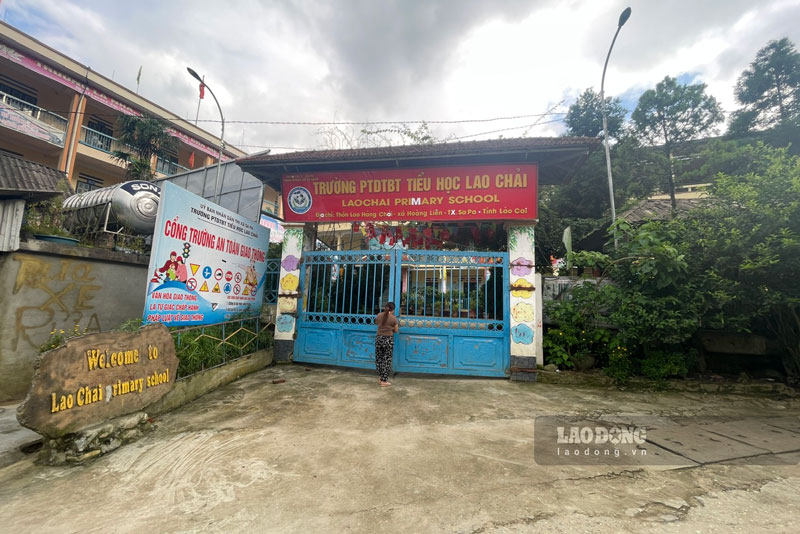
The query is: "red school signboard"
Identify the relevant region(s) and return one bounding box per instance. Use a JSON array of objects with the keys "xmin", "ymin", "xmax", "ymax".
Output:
[{"xmin": 281, "ymin": 164, "xmax": 538, "ymax": 222}]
